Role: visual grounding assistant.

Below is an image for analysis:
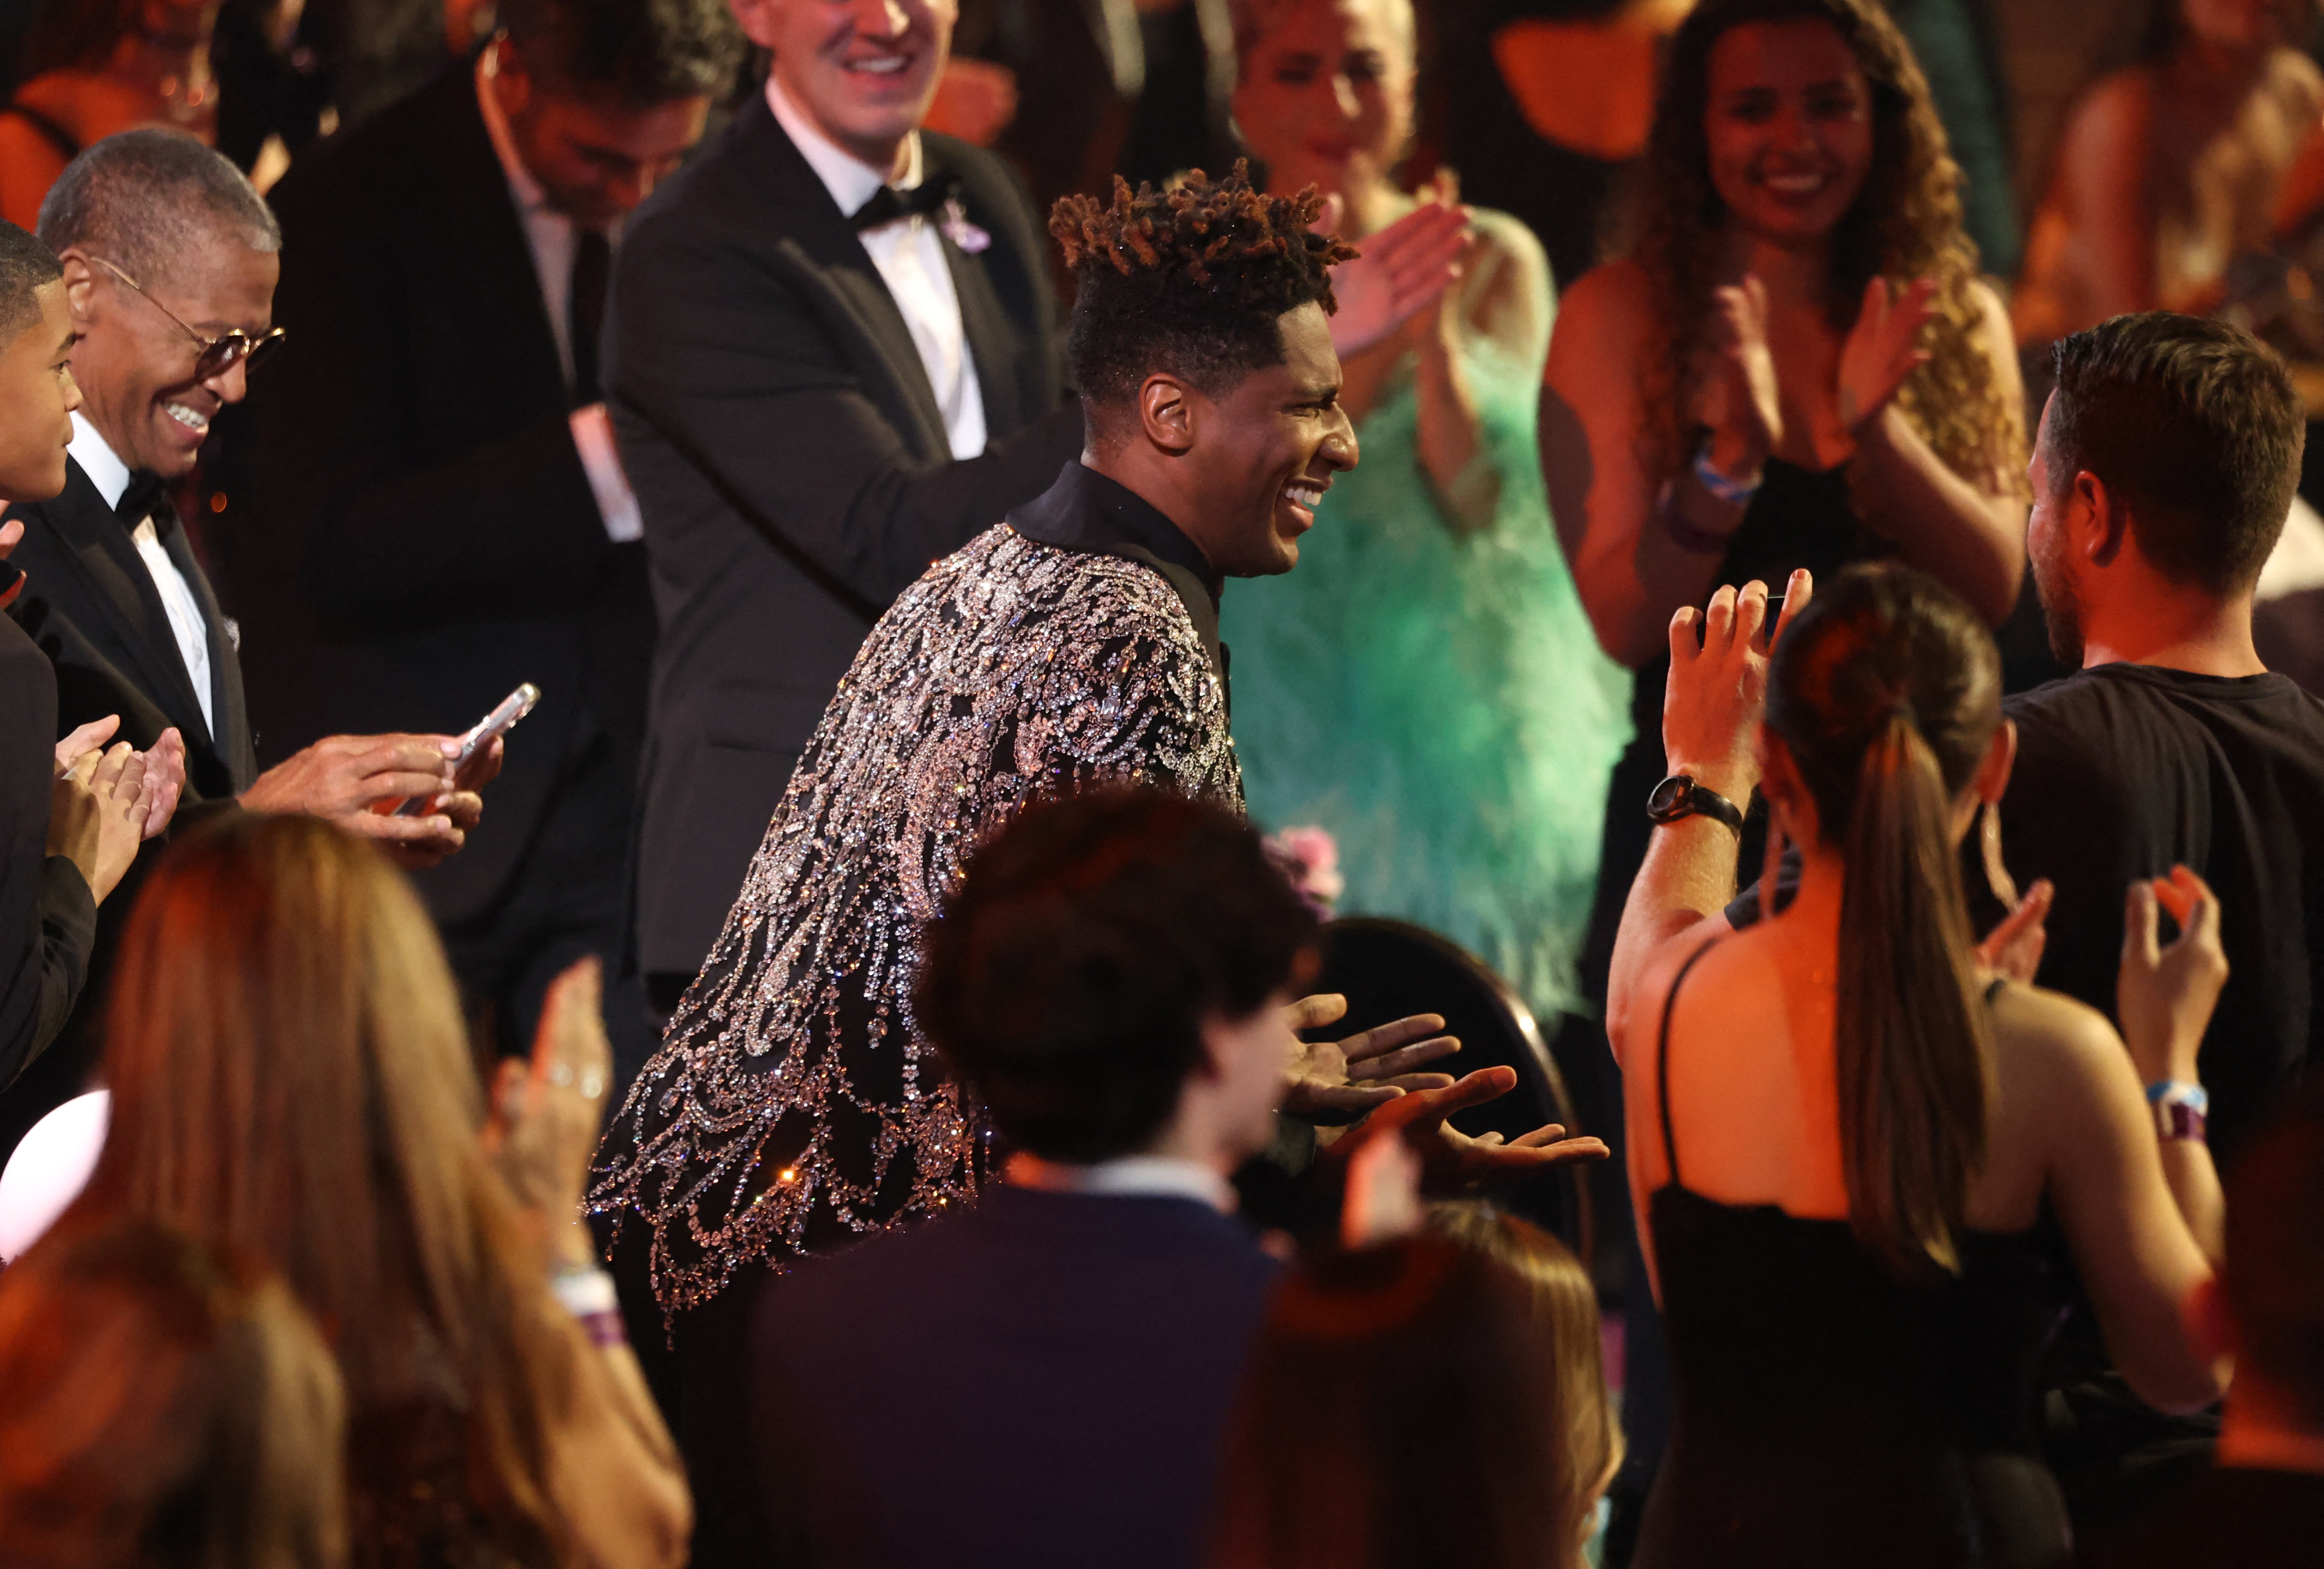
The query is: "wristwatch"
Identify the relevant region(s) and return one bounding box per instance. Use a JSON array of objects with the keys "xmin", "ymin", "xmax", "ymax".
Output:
[{"xmin": 1646, "ymin": 773, "xmax": 1744, "ymax": 834}]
